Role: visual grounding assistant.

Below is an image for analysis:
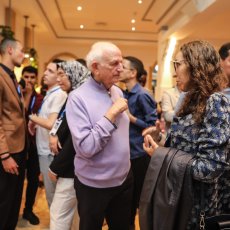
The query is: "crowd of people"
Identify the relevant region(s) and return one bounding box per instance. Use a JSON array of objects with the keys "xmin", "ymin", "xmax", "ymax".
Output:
[{"xmin": 0, "ymin": 37, "xmax": 229, "ymax": 230}]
